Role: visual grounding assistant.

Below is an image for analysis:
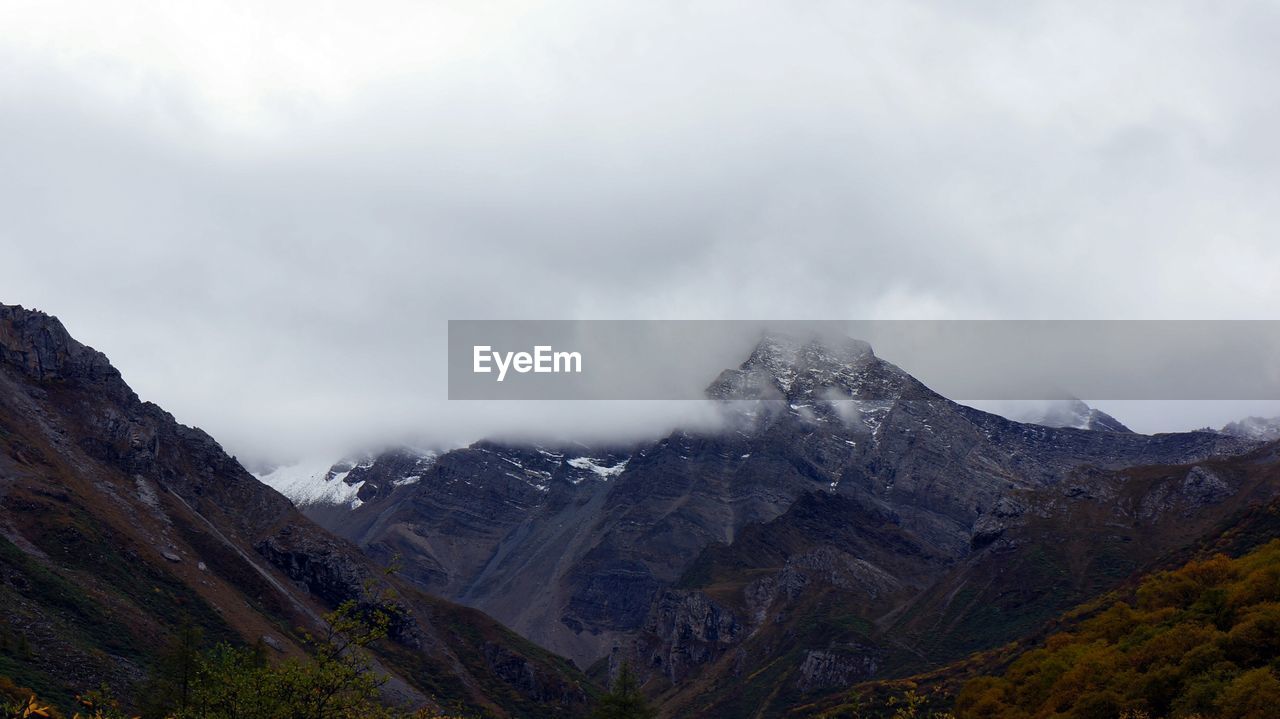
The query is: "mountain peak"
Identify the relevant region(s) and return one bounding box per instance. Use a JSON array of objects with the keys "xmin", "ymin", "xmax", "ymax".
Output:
[
  {"xmin": 705, "ymin": 331, "xmax": 929, "ymax": 402},
  {"xmin": 0, "ymin": 303, "xmax": 136, "ymax": 403},
  {"xmin": 747, "ymin": 333, "xmax": 874, "ymax": 373},
  {"xmin": 1018, "ymin": 399, "xmax": 1133, "ymax": 433},
  {"xmin": 1220, "ymin": 415, "xmax": 1280, "ymax": 442}
]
